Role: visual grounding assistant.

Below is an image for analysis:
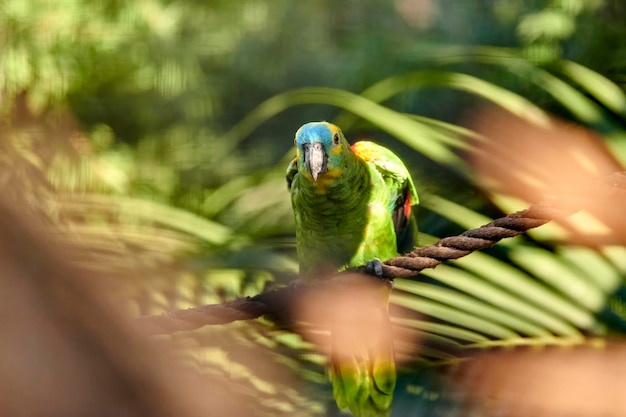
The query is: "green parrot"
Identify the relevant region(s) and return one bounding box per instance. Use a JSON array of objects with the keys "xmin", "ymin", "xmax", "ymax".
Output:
[{"xmin": 286, "ymin": 121, "xmax": 418, "ymax": 417}]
